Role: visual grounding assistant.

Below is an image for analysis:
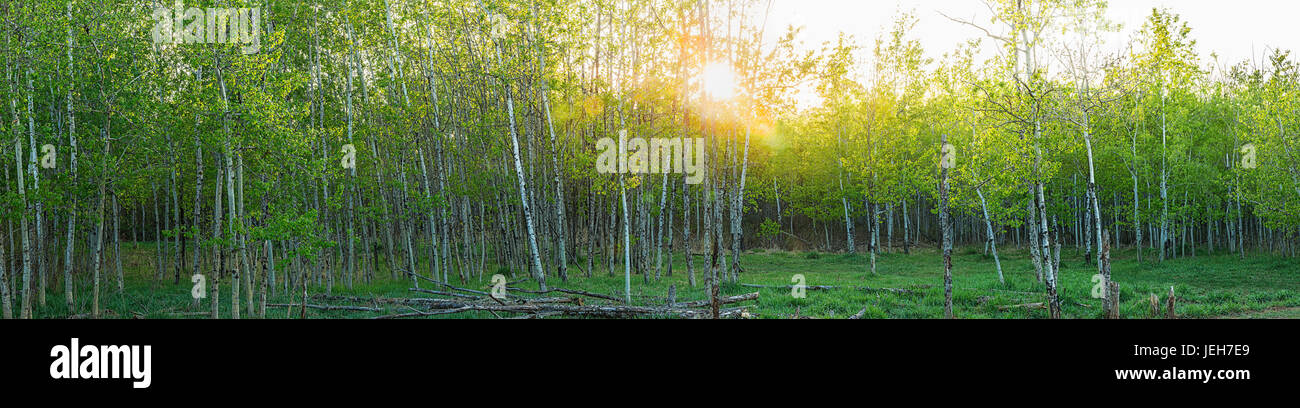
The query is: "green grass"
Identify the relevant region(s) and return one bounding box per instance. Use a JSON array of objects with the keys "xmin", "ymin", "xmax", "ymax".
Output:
[{"xmin": 22, "ymin": 242, "xmax": 1300, "ymax": 319}]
